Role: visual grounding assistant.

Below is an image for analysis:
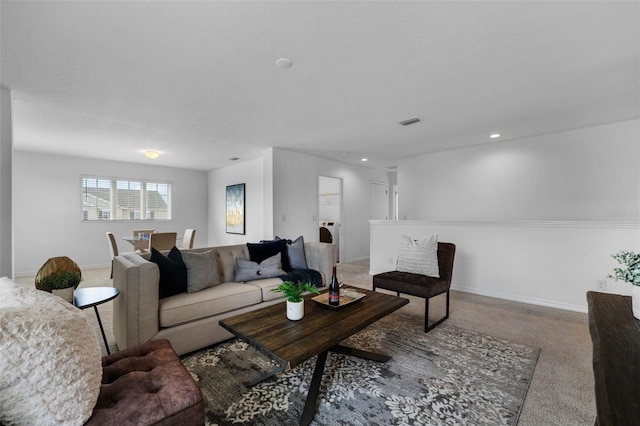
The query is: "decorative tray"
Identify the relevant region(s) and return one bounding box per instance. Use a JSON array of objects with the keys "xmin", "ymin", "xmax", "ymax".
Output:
[{"xmin": 311, "ymin": 289, "xmax": 366, "ymax": 310}]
